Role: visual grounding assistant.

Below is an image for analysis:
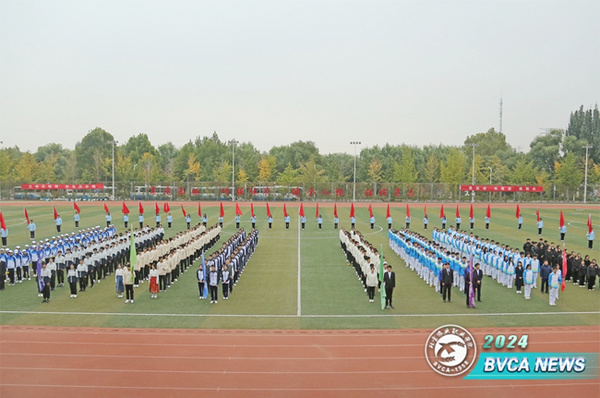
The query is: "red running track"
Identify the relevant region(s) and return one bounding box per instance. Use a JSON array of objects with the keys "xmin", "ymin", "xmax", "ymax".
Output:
[{"xmin": 0, "ymin": 325, "xmax": 598, "ymax": 398}]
